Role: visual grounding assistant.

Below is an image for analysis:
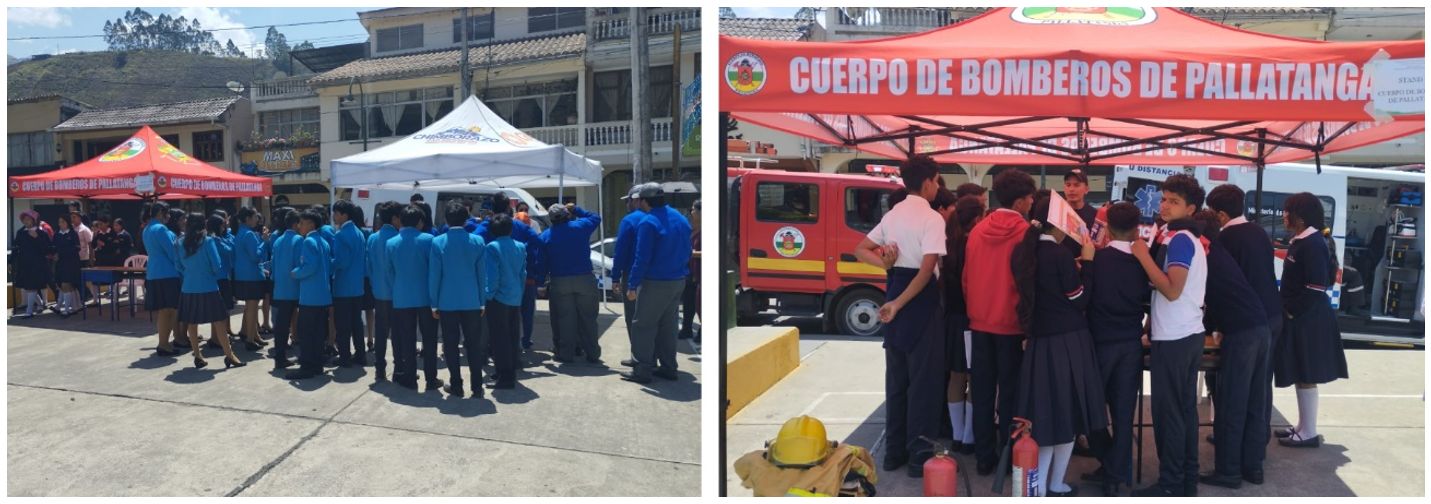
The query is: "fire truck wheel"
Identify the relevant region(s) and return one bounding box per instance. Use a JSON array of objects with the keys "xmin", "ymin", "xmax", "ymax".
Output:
[{"xmin": 834, "ymin": 288, "xmax": 883, "ymax": 337}]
